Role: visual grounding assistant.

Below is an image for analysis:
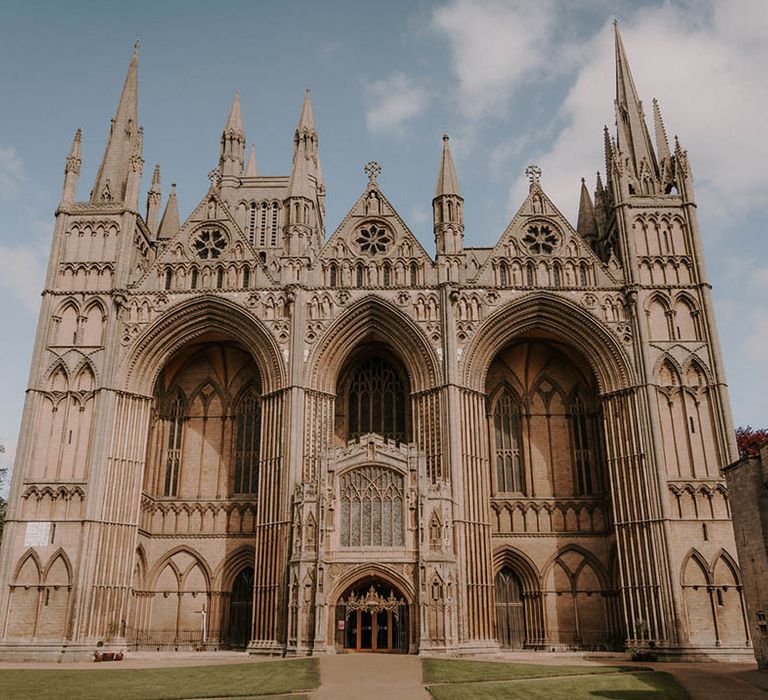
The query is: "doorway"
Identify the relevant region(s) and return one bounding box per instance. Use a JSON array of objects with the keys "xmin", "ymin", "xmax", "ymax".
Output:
[
  {"xmin": 336, "ymin": 579, "xmax": 408, "ymax": 653},
  {"xmin": 227, "ymin": 566, "xmax": 254, "ymax": 649},
  {"xmin": 495, "ymin": 567, "xmax": 526, "ymax": 648}
]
